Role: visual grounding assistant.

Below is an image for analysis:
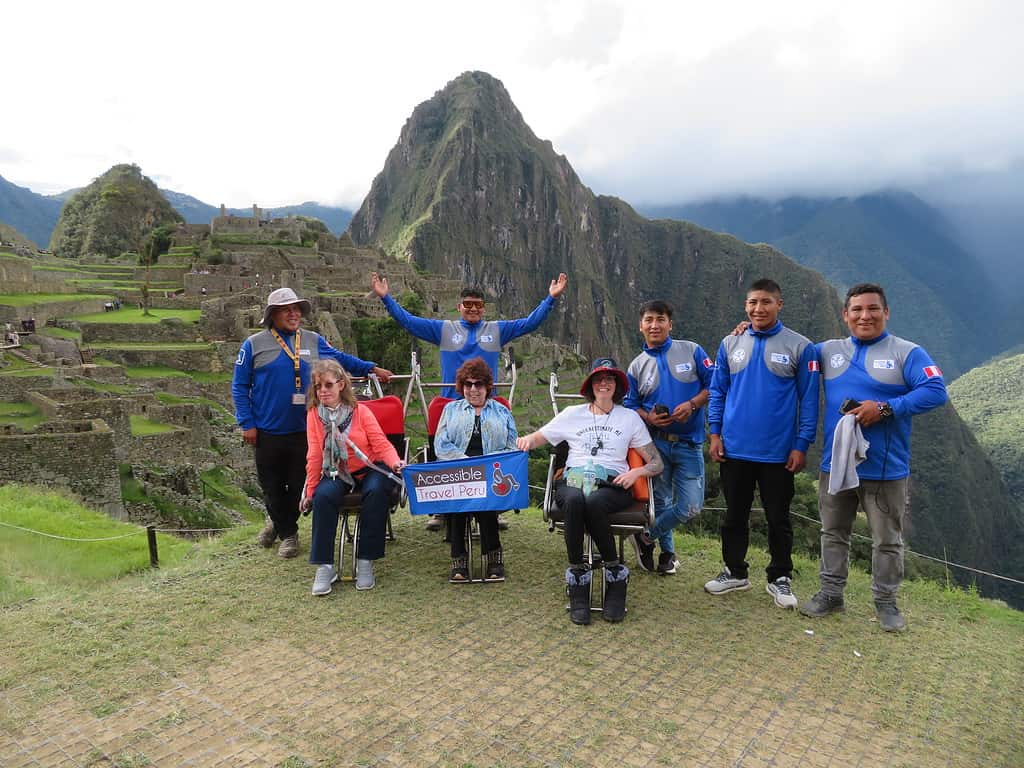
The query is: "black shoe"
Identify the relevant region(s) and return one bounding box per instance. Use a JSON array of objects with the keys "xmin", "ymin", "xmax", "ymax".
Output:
[
  {"xmin": 631, "ymin": 533, "xmax": 655, "ymax": 572},
  {"xmin": 426, "ymin": 514, "xmax": 444, "ymax": 532},
  {"xmin": 566, "ymin": 567, "xmax": 591, "ymax": 625},
  {"xmin": 799, "ymin": 591, "xmax": 845, "ymax": 618},
  {"xmin": 484, "ymin": 549, "xmax": 505, "ymax": 582},
  {"xmin": 657, "ymin": 551, "xmax": 679, "ymax": 575},
  {"xmin": 497, "ymin": 513, "xmax": 510, "ymax": 531},
  {"xmin": 603, "ymin": 565, "xmax": 629, "ymax": 622},
  {"xmin": 449, "ymin": 556, "xmax": 469, "ymax": 583},
  {"xmin": 875, "ymin": 601, "xmax": 907, "ymax": 632}
]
